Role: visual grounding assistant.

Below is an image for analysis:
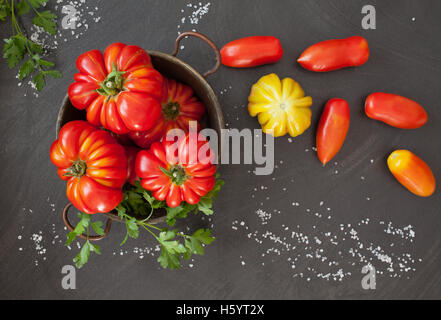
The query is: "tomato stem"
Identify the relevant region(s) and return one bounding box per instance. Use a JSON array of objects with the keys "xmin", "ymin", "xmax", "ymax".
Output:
[
  {"xmin": 162, "ymin": 101, "xmax": 181, "ymax": 120},
  {"xmin": 65, "ymin": 159, "xmax": 87, "ymax": 178},
  {"xmin": 160, "ymin": 165, "xmax": 188, "ymax": 186},
  {"xmin": 97, "ymin": 65, "xmax": 126, "ymax": 97}
]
